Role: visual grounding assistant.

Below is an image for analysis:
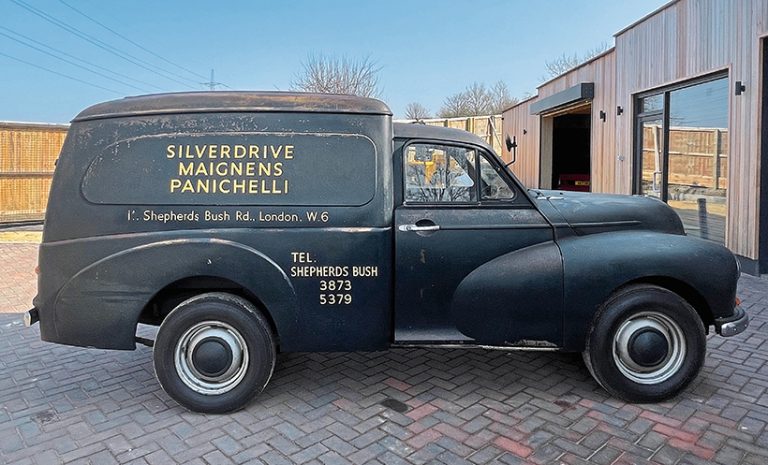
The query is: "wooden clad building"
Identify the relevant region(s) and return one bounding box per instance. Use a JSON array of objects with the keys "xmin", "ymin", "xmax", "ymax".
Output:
[
  {"xmin": 0, "ymin": 122, "xmax": 68, "ymax": 223},
  {"xmin": 502, "ymin": 0, "xmax": 768, "ymax": 274}
]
